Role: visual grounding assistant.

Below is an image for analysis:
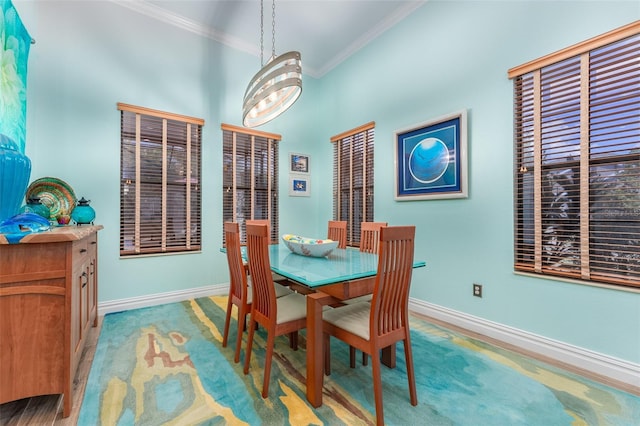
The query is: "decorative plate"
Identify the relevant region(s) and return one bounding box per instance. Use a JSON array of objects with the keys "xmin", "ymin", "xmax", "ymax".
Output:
[{"xmin": 25, "ymin": 177, "xmax": 77, "ymax": 219}]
